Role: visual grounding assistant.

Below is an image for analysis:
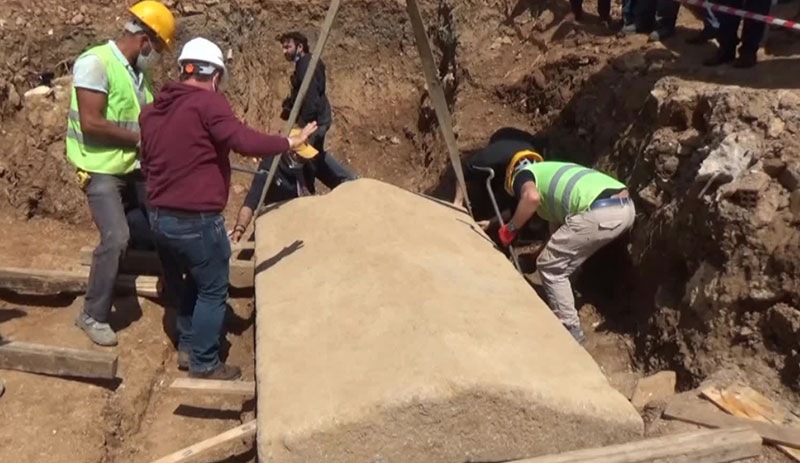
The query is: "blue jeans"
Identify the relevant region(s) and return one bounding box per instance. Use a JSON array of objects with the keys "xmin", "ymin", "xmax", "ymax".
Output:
[{"xmin": 149, "ymin": 210, "xmax": 231, "ymax": 373}]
